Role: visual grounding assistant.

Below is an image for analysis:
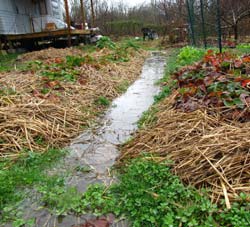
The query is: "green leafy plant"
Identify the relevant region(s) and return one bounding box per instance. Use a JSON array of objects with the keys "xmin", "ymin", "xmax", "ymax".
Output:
[
  {"xmin": 236, "ymin": 43, "xmax": 250, "ymax": 54},
  {"xmin": 0, "ymin": 53, "xmax": 19, "ymax": 72},
  {"xmin": 65, "ymin": 55, "xmax": 85, "ymax": 67},
  {"xmin": 116, "ymin": 80, "xmax": 130, "ymax": 93},
  {"xmin": 122, "ymin": 40, "xmax": 141, "ymax": 51},
  {"xmin": 0, "ymin": 149, "xmax": 67, "ymax": 218},
  {"xmin": 217, "ymin": 201, "xmax": 250, "ymax": 227},
  {"xmin": 38, "ymin": 184, "xmax": 82, "ymax": 215},
  {"xmin": 0, "ymin": 87, "xmax": 16, "ymax": 96},
  {"xmin": 177, "ymin": 46, "xmax": 206, "ymax": 66},
  {"xmin": 95, "ymin": 96, "xmax": 110, "ymax": 106},
  {"xmin": 41, "ymin": 69, "xmax": 77, "ymax": 82},
  {"xmin": 96, "ymin": 36, "xmax": 116, "ymax": 49},
  {"xmin": 138, "ymin": 107, "xmax": 158, "ymax": 129},
  {"xmin": 79, "ymin": 158, "xmax": 250, "ymax": 226}
]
